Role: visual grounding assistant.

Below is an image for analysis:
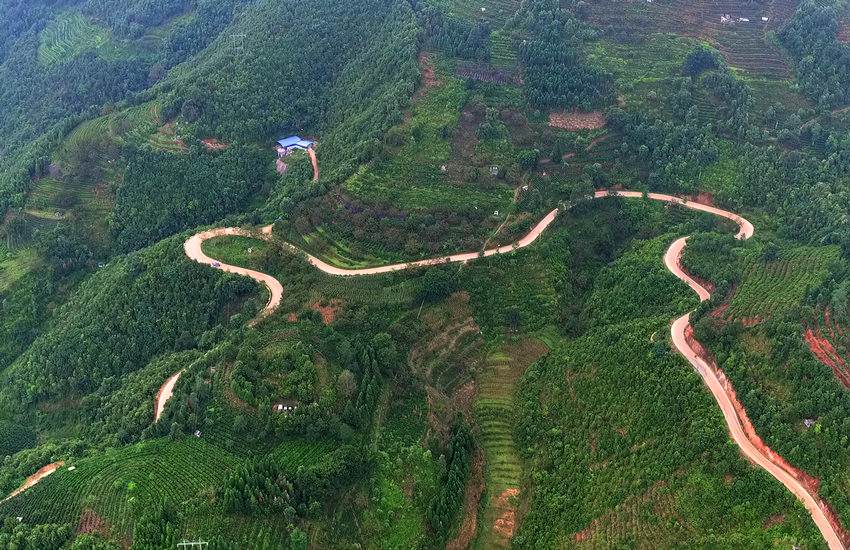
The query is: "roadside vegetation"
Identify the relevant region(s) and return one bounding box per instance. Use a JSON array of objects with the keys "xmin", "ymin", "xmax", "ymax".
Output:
[{"xmin": 2, "ymin": 0, "xmax": 850, "ymax": 547}]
